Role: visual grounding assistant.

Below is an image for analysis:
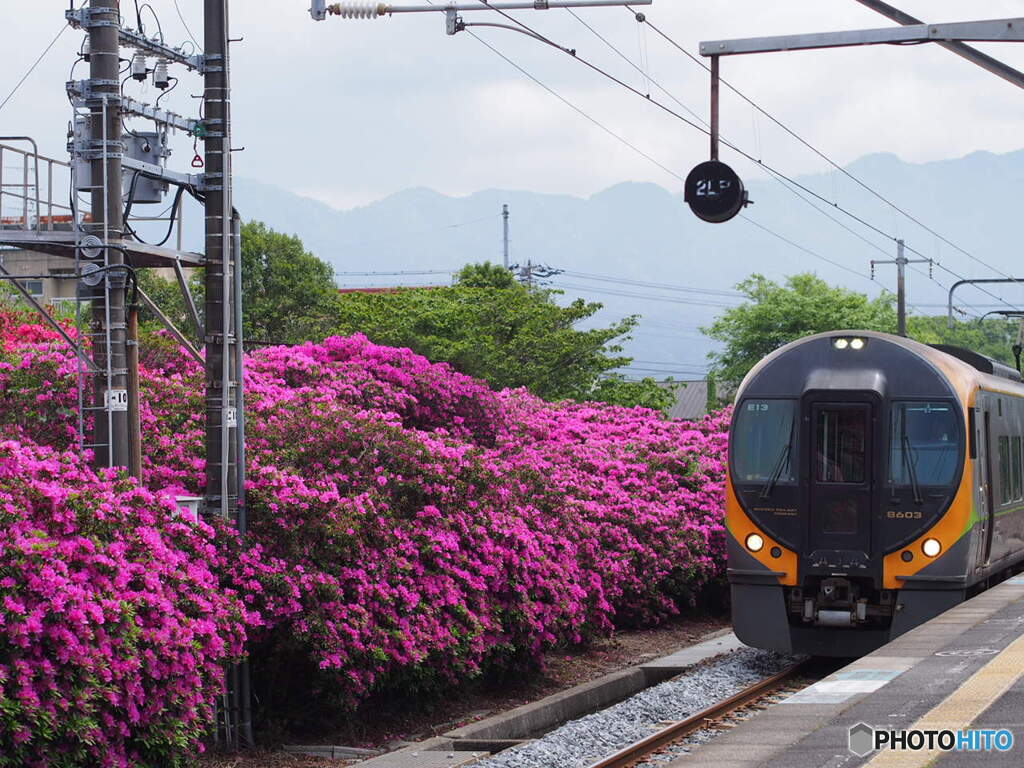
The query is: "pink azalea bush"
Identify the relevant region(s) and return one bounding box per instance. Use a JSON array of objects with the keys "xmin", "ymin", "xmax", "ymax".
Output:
[
  {"xmin": 0, "ymin": 440, "xmax": 246, "ymax": 767},
  {"xmin": 0, "ymin": 308, "xmax": 730, "ymax": 756}
]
